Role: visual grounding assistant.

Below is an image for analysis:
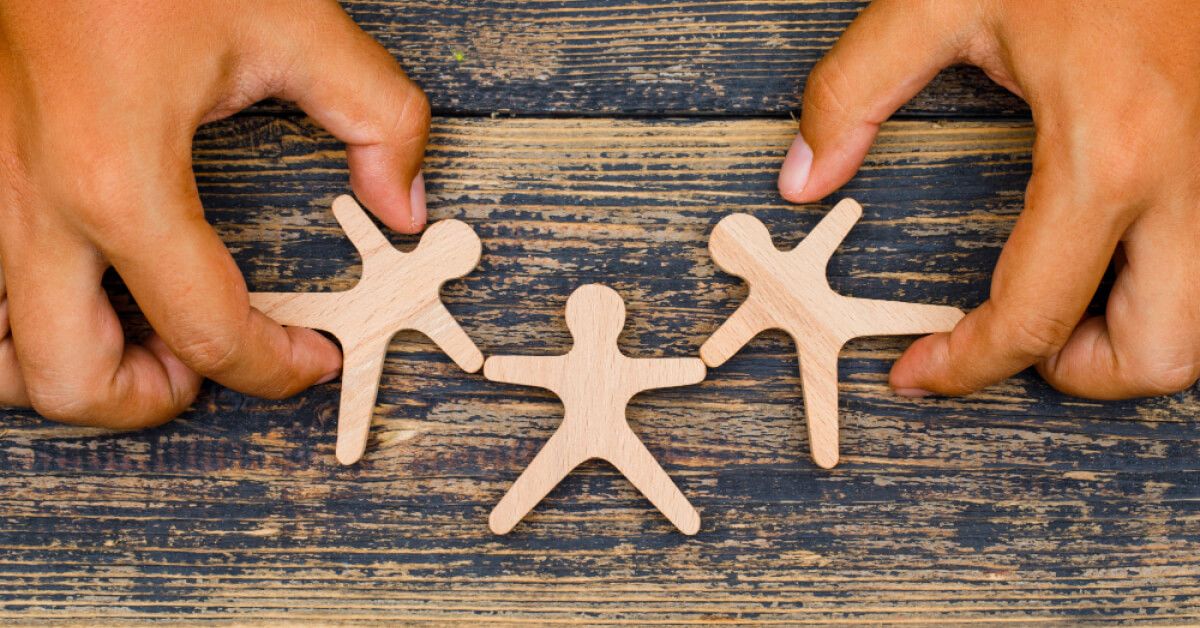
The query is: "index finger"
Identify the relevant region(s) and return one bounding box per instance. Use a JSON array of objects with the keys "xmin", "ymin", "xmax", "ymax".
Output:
[{"xmin": 888, "ymin": 169, "xmax": 1126, "ymax": 396}]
